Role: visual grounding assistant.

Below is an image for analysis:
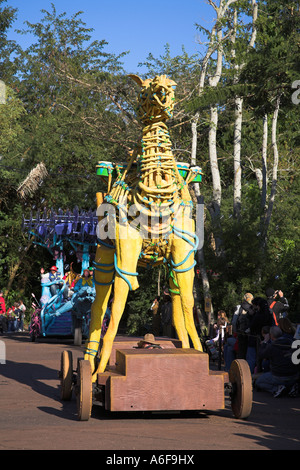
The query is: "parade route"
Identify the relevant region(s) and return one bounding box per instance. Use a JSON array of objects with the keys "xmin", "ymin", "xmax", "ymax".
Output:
[{"xmin": 0, "ymin": 333, "xmax": 300, "ymax": 451}]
